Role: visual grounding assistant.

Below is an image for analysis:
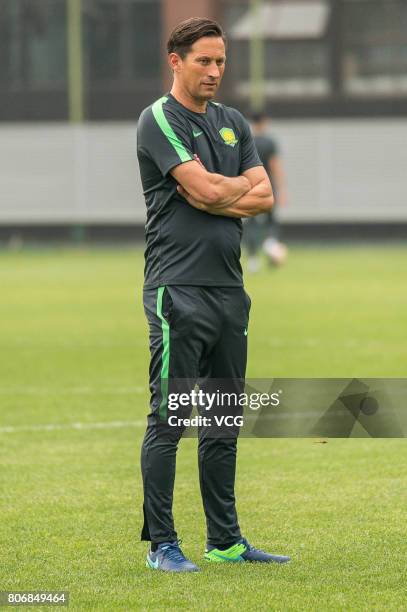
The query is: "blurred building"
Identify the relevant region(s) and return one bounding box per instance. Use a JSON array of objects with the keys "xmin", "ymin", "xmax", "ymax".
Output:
[
  {"xmin": 1, "ymin": 0, "xmax": 407, "ymax": 239},
  {"xmin": 2, "ymin": 0, "xmax": 407, "ymax": 121}
]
